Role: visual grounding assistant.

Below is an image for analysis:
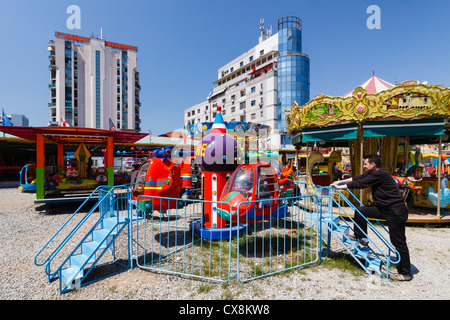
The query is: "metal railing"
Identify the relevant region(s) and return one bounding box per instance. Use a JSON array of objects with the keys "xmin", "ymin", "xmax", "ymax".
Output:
[
  {"xmin": 309, "ymin": 184, "xmax": 401, "ymax": 278},
  {"xmin": 34, "ymin": 185, "xmax": 132, "ymax": 284},
  {"xmin": 235, "ymin": 195, "xmax": 321, "ymax": 282},
  {"xmin": 131, "ymin": 193, "xmax": 321, "ymax": 283}
]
